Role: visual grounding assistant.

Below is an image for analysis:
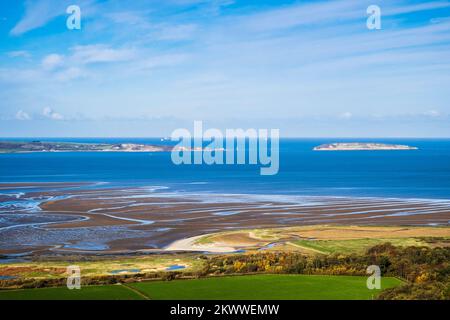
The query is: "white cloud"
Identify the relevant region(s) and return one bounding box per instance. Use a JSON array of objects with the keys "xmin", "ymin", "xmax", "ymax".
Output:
[
  {"xmin": 71, "ymin": 45, "xmax": 136, "ymax": 64},
  {"xmin": 156, "ymin": 24, "xmax": 198, "ymax": 41},
  {"xmin": 10, "ymin": 0, "xmax": 96, "ymax": 36},
  {"xmin": 42, "ymin": 54, "xmax": 64, "ymax": 70},
  {"xmin": 423, "ymin": 110, "xmax": 441, "ymax": 117},
  {"xmin": 0, "ymin": 45, "xmax": 140, "ymax": 85},
  {"xmin": 15, "ymin": 110, "xmax": 31, "ymax": 120},
  {"xmin": 339, "ymin": 112, "xmax": 353, "ymax": 119},
  {"xmin": 105, "ymin": 11, "xmax": 151, "ymax": 27},
  {"xmin": 43, "ymin": 107, "xmax": 64, "ymax": 120},
  {"xmin": 385, "ymin": 1, "xmax": 450, "ymax": 16},
  {"xmin": 168, "ymin": 0, "xmax": 233, "ymax": 7},
  {"xmin": 239, "ymin": 1, "xmax": 361, "ymax": 33},
  {"xmin": 54, "ymin": 67, "xmax": 85, "ymax": 82},
  {"xmin": 10, "ymin": 0, "xmax": 65, "ymax": 36},
  {"xmin": 133, "ymin": 53, "xmax": 188, "ymax": 70},
  {"xmin": 35, "ymin": 46, "xmax": 135, "ymax": 82}
]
